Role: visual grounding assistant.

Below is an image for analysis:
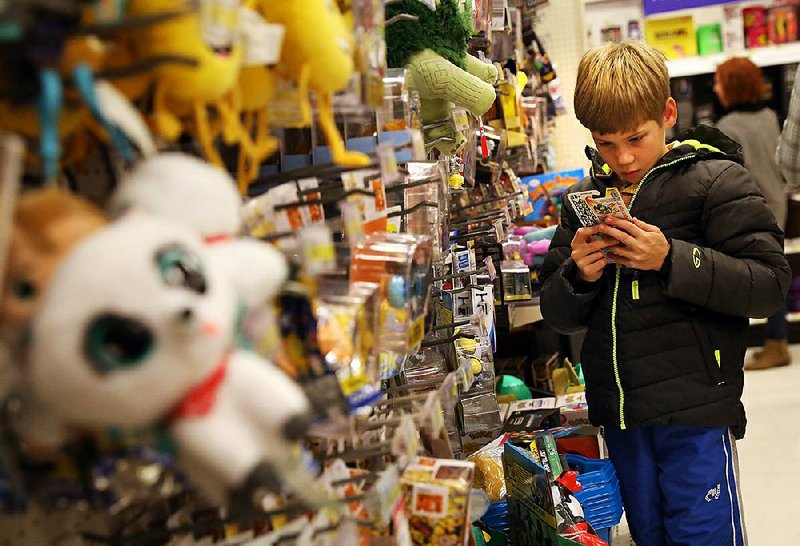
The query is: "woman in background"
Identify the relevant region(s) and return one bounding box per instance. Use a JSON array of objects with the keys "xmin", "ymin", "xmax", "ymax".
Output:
[{"xmin": 715, "ymin": 57, "xmax": 789, "ymax": 370}]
